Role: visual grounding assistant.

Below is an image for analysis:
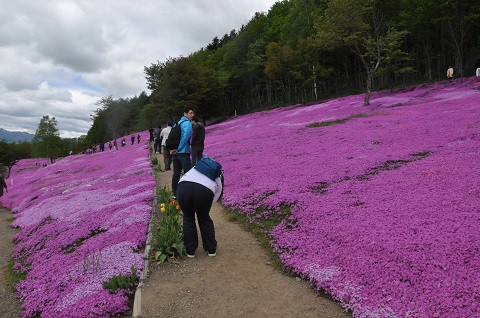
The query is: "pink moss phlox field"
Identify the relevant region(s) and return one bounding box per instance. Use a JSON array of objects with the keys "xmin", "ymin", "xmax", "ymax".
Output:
[
  {"xmin": 0, "ymin": 132, "xmax": 154, "ymax": 317},
  {"xmin": 205, "ymin": 78, "xmax": 480, "ymax": 317}
]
